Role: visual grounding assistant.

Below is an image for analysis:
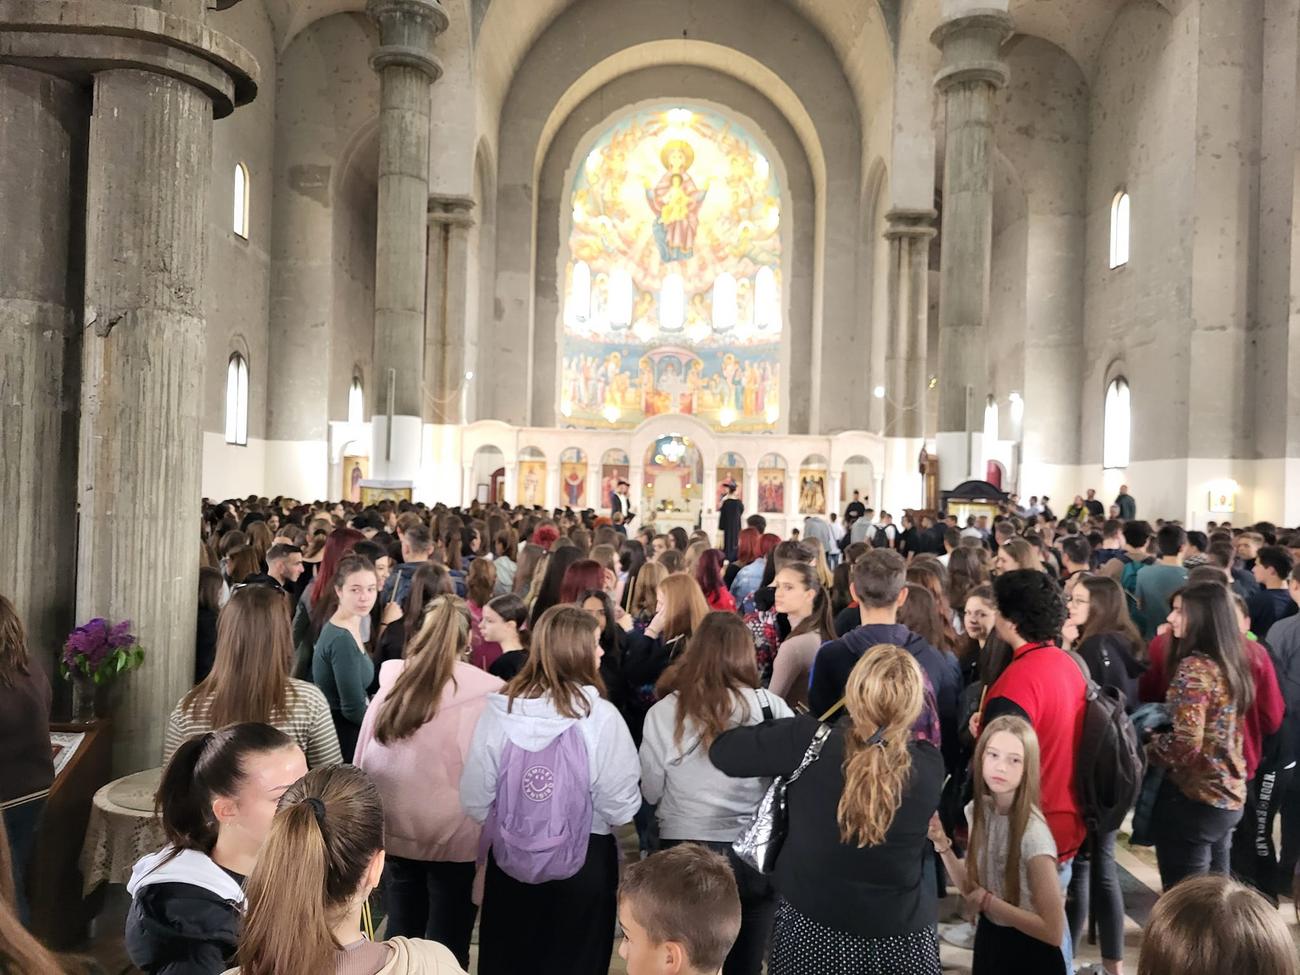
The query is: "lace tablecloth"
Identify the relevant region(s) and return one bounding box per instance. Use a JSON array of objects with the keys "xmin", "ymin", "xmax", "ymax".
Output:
[{"xmin": 79, "ymin": 766, "xmax": 166, "ymax": 895}]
